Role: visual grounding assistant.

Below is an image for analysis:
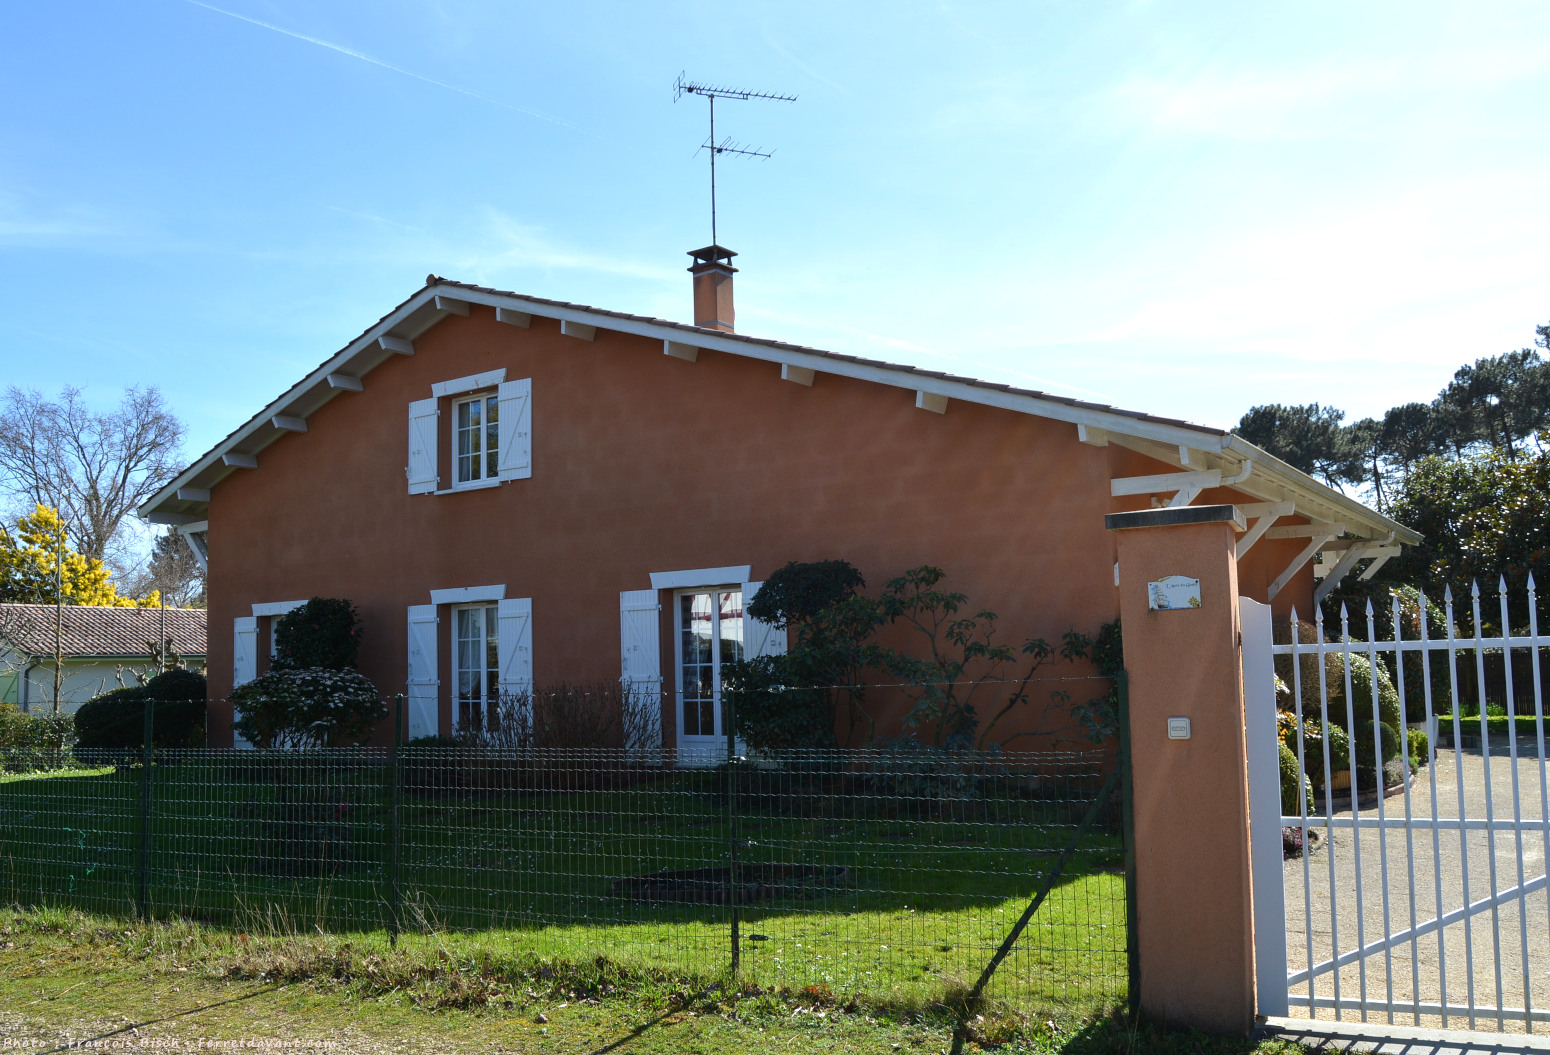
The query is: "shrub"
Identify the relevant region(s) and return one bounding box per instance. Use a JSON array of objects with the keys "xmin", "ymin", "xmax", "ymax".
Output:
[
  {"xmin": 231, "ymin": 667, "xmax": 383, "ymax": 749},
  {"xmin": 1280, "ymin": 742, "xmax": 1313, "ymax": 816},
  {"xmin": 1408, "ymin": 726, "xmax": 1430, "ymax": 770},
  {"xmin": 74, "ymin": 669, "xmax": 206, "ymax": 751},
  {"xmin": 1298, "ymin": 720, "xmax": 1350, "ymax": 788},
  {"xmin": 458, "ymin": 682, "xmax": 656, "ymax": 752},
  {"xmin": 0, "ymin": 704, "xmax": 75, "ymax": 771},
  {"xmin": 1276, "ymin": 621, "xmax": 1403, "ymax": 732},
  {"xmin": 272, "ymin": 598, "xmax": 362, "ymax": 671},
  {"xmin": 74, "ymin": 686, "xmax": 147, "ymax": 751},
  {"xmin": 1353, "ymin": 719, "xmax": 1402, "ymax": 770},
  {"xmin": 726, "ymin": 560, "xmax": 870, "ymax": 753}
]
